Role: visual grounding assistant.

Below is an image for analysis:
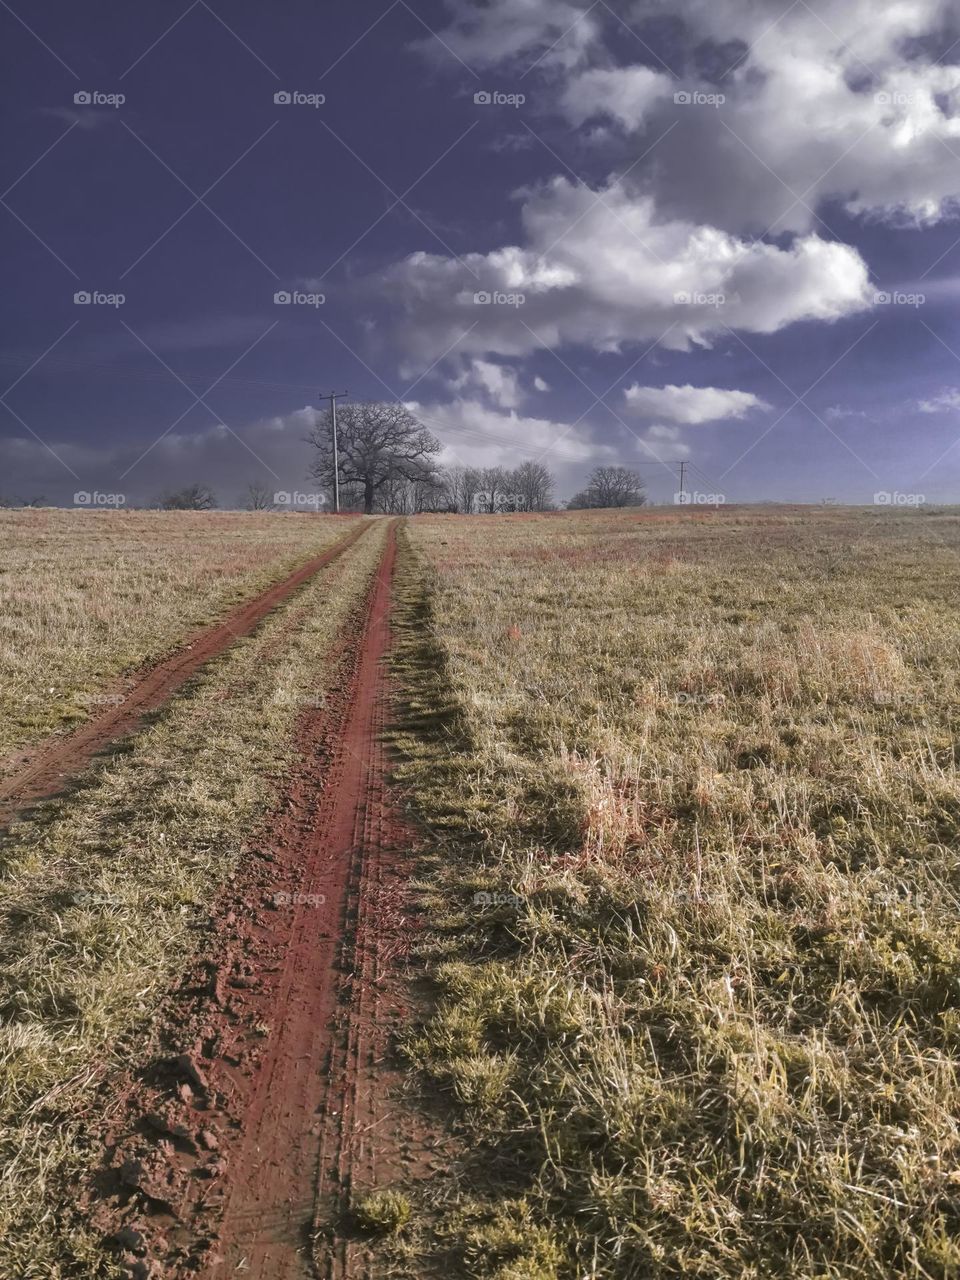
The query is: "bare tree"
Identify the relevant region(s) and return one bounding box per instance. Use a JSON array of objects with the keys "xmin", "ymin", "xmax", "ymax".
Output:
[
  {"xmin": 568, "ymin": 466, "xmax": 646, "ymax": 509},
  {"xmin": 443, "ymin": 466, "xmax": 483, "ymax": 514},
  {"xmin": 160, "ymin": 483, "xmax": 217, "ymax": 510},
  {"xmin": 242, "ymin": 481, "xmax": 274, "ymax": 511},
  {"xmin": 512, "ymin": 460, "xmax": 554, "ymax": 511},
  {"xmin": 479, "ymin": 466, "xmax": 511, "ymax": 513},
  {"xmin": 306, "ymin": 402, "xmax": 441, "ymax": 515}
]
